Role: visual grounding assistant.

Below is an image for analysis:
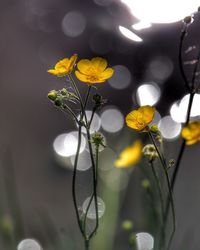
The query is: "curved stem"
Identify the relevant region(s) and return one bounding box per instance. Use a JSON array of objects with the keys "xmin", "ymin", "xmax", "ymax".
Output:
[
  {"xmin": 179, "ymin": 25, "xmax": 190, "ymax": 92},
  {"xmin": 148, "ymin": 132, "xmax": 176, "ymax": 250},
  {"xmin": 72, "ymin": 124, "xmax": 85, "ymax": 237},
  {"xmin": 149, "ymin": 161, "xmax": 165, "ymax": 249},
  {"xmin": 84, "ymin": 85, "xmax": 92, "ymax": 109}
]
